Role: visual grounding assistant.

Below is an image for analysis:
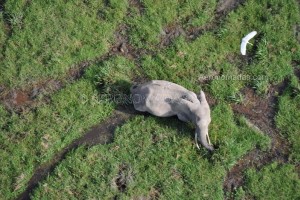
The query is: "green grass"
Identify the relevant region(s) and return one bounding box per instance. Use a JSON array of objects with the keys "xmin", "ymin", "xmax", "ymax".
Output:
[
  {"xmin": 141, "ymin": 0, "xmax": 300, "ymax": 98},
  {"xmin": 31, "ymin": 104, "xmax": 269, "ymax": 199},
  {"xmin": 126, "ymin": 0, "xmax": 217, "ymax": 50},
  {"xmin": 240, "ymin": 162, "xmax": 300, "ymax": 200},
  {"xmin": 0, "ymin": 81, "xmax": 114, "ymax": 199},
  {"xmin": 0, "ymin": 15, "xmax": 7, "ymax": 65},
  {"xmin": 0, "ymin": 0, "xmax": 300, "ymax": 199},
  {"xmin": 236, "ymin": 0, "xmax": 300, "ymax": 93},
  {"xmin": 0, "ymin": 56, "xmax": 136, "ymax": 199},
  {"xmin": 276, "ymin": 90, "xmax": 300, "ymax": 162},
  {"xmin": 0, "ymin": 0, "xmax": 128, "ymax": 88}
]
